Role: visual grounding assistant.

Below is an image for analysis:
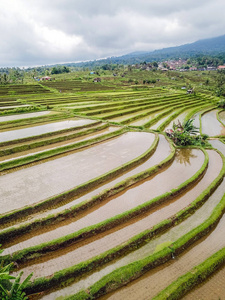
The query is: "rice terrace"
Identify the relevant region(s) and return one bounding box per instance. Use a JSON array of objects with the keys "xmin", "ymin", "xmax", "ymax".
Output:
[{"xmin": 1, "ymin": 66, "xmax": 225, "ymax": 300}]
